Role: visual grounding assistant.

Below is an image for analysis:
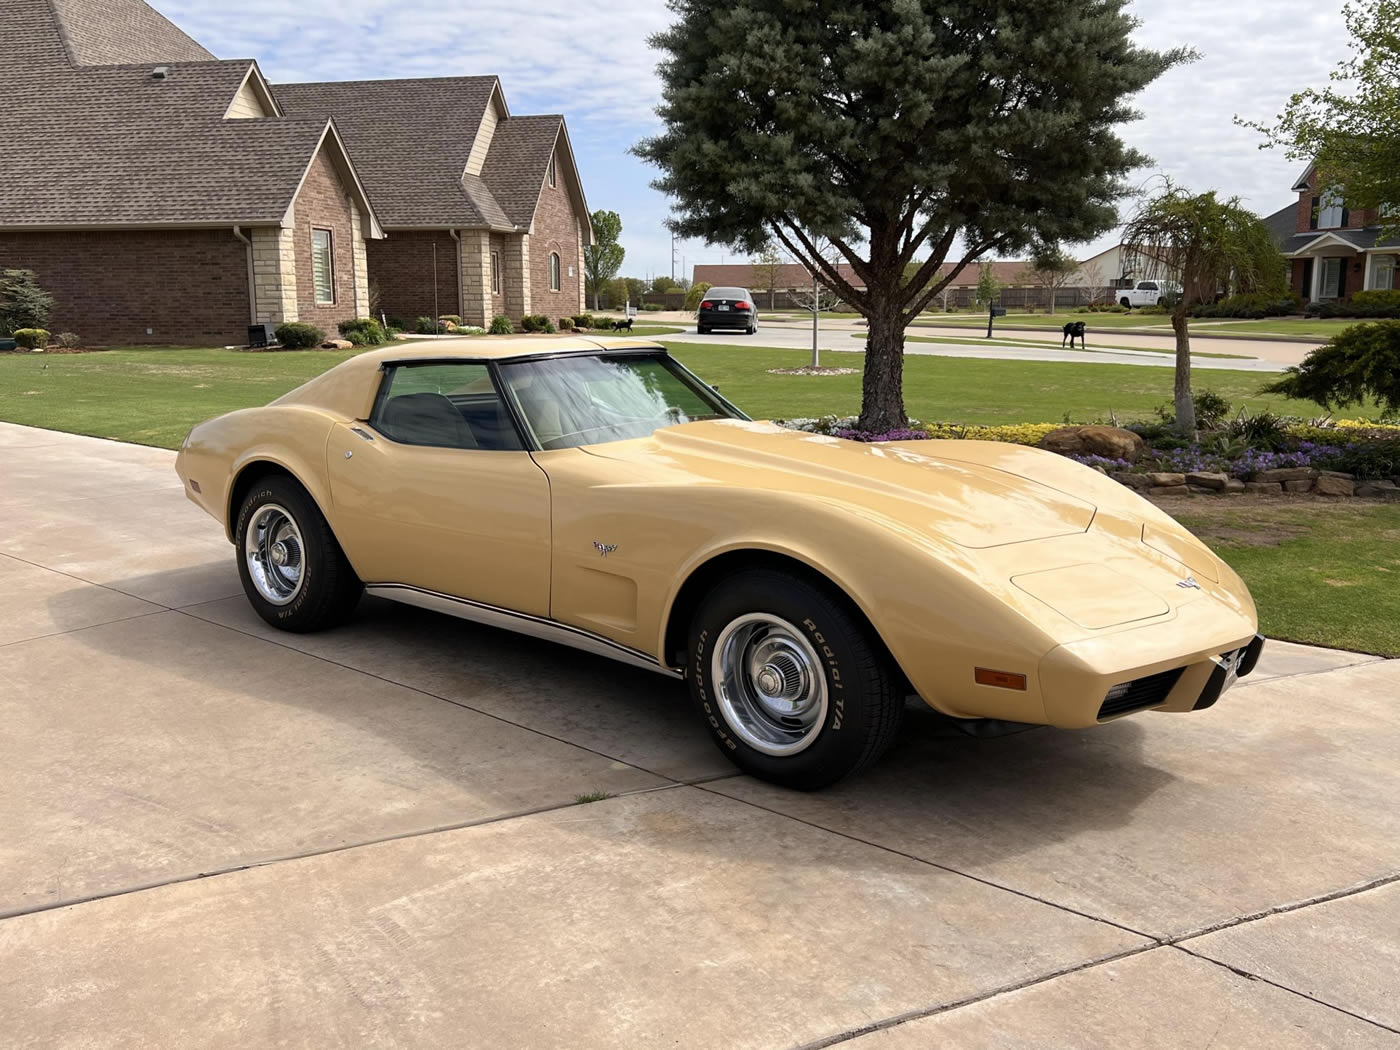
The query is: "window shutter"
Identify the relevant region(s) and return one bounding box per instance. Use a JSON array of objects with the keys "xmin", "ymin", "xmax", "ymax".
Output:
[
  {"xmin": 1340, "ymin": 208, "xmax": 1349, "ymax": 228},
  {"xmin": 1309, "ymin": 197, "xmax": 1319, "ymax": 230}
]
